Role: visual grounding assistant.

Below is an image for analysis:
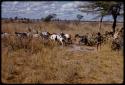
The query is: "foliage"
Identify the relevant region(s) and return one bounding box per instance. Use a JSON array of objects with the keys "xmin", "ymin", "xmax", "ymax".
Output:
[
  {"xmin": 78, "ymin": 1, "xmax": 123, "ymax": 17},
  {"xmin": 77, "ymin": 14, "xmax": 83, "ymax": 21},
  {"xmin": 43, "ymin": 14, "xmax": 57, "ymax": 22},
  {"xmin": 78, "ymin": 1, "xmax": 123, "ymax": 33}
]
